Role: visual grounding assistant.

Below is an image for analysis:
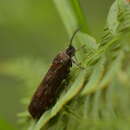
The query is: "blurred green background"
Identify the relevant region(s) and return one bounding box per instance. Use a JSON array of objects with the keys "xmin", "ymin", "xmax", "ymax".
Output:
[{"xmin": 0, "ymin": 0, "xmax": 114, "ymax": 129}]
